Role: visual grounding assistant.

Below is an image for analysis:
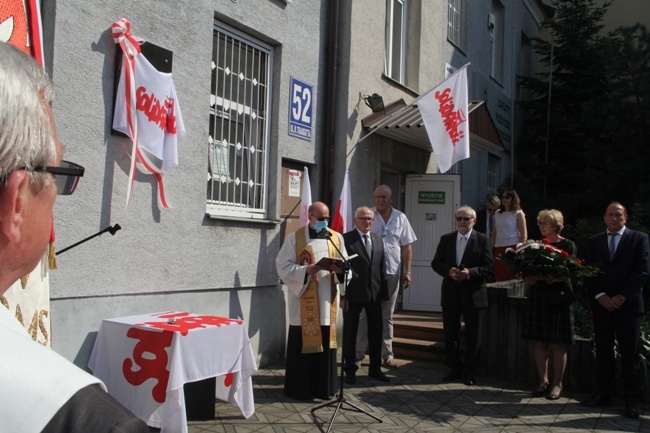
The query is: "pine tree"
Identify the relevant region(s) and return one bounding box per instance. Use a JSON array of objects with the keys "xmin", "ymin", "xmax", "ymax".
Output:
[{"xmin": 517, "ymin": 0, "xmax": 614, "ymax": 223}]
